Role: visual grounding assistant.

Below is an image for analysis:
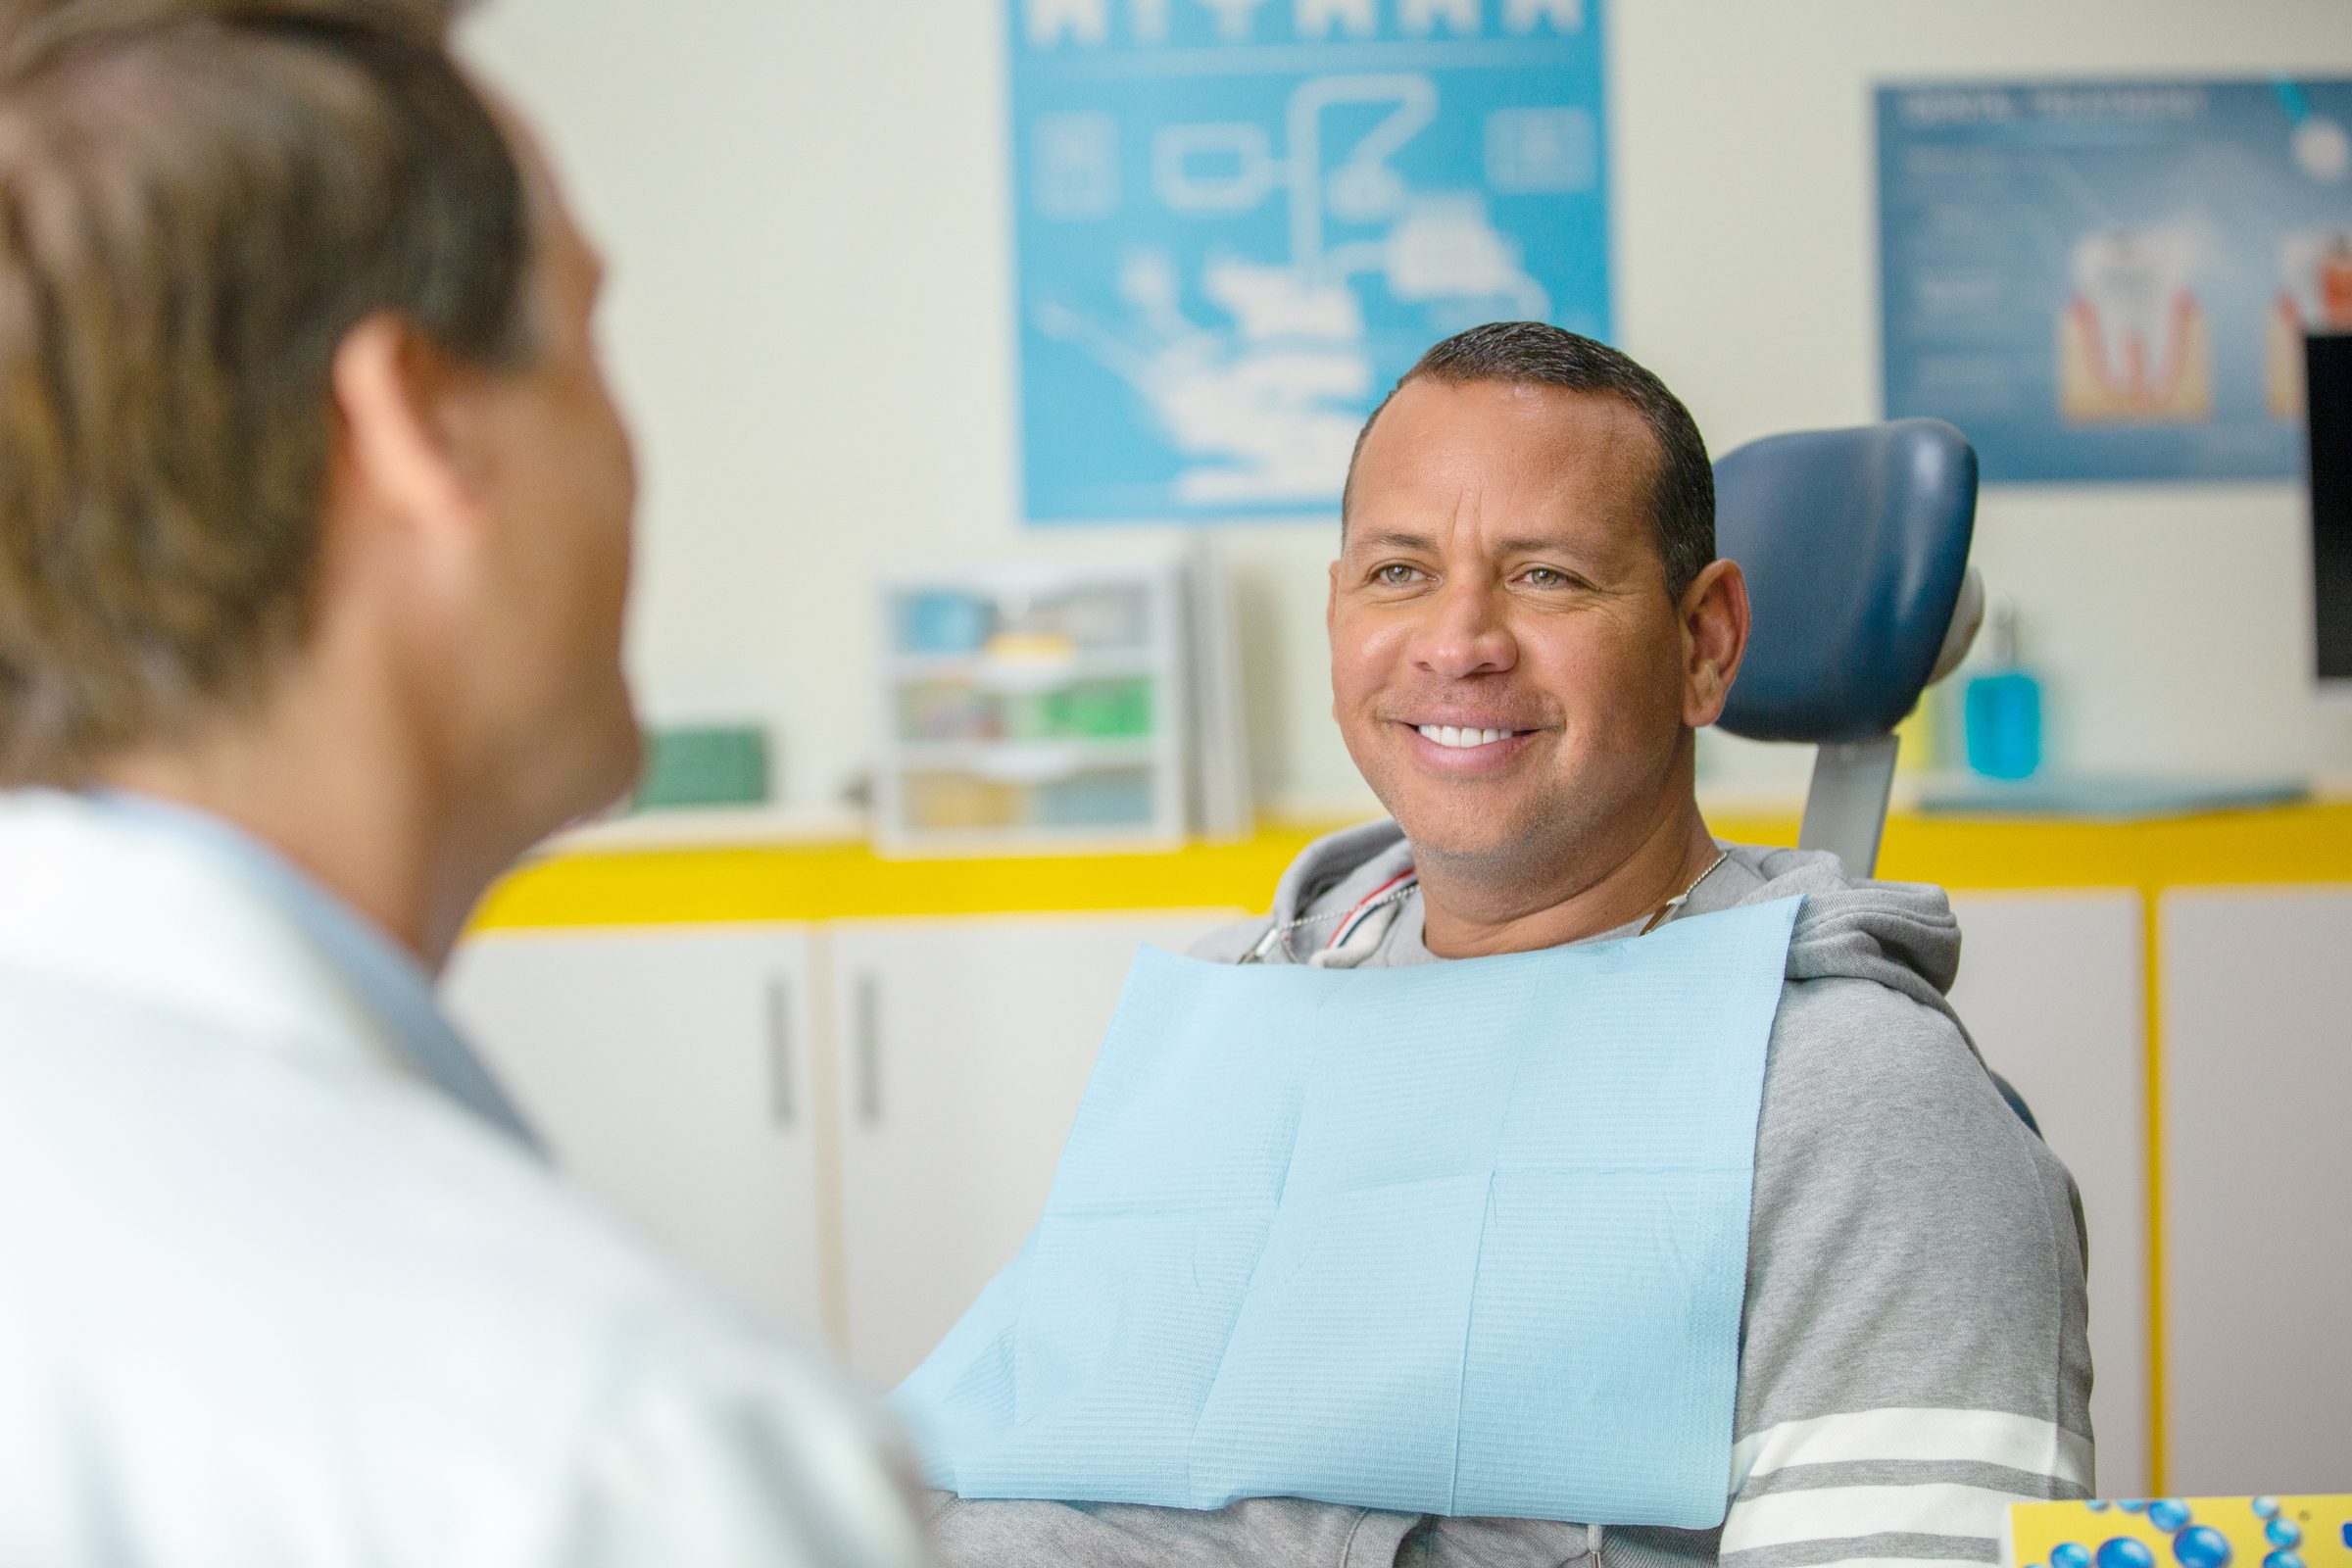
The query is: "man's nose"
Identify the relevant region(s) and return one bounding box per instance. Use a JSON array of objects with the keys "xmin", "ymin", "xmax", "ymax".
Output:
[{"xmin": 1408, "ymin": 576, "xmax": 1517, "ymax": 680}]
